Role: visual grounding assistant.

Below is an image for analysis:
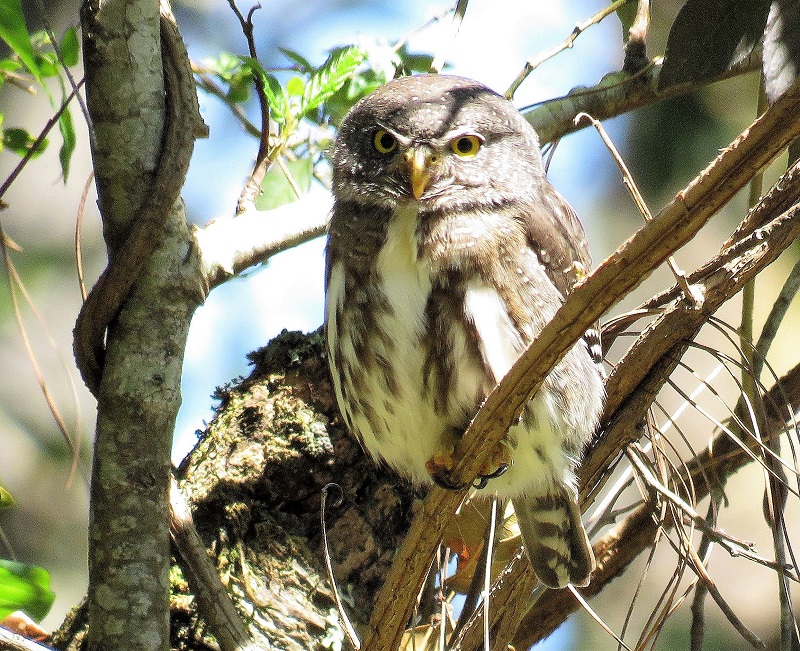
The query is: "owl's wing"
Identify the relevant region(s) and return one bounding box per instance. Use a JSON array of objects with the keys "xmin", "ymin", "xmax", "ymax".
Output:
[
  {"xmin": 516, "ymin": 183, "xmax": 603, "ymax": 367},
  {"xmin": 519, "ymin": 183, "xmax": 592, "ymax": 300}
]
